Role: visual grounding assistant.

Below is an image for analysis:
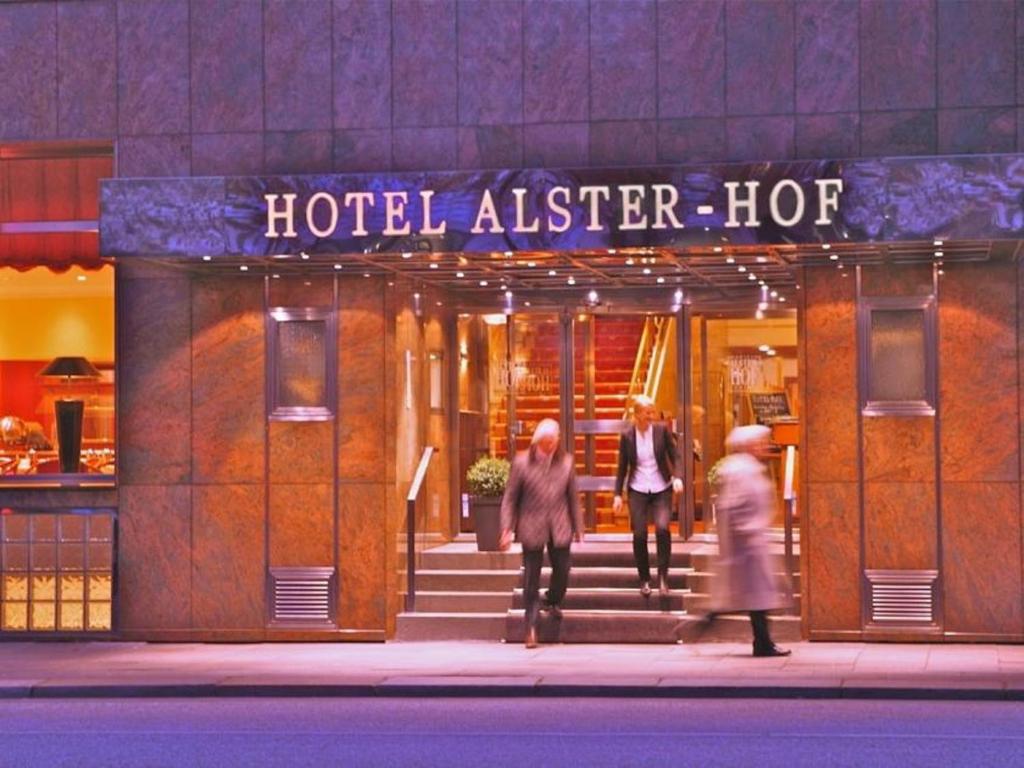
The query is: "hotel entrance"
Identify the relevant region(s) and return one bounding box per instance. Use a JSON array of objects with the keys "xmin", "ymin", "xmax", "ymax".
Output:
[{"xmin": 457, "ymin": 303, "xmax": 799, "ymax": 540}]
